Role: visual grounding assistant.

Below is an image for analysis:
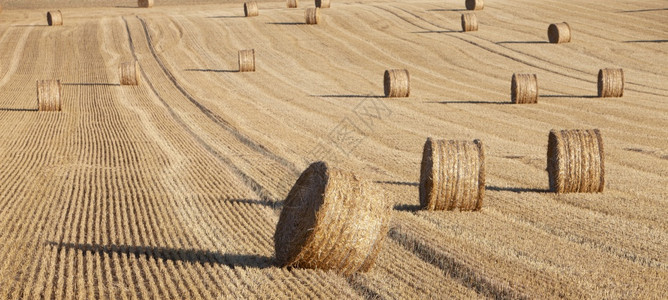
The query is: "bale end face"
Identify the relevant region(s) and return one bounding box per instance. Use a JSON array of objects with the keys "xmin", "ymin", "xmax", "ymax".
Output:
[
  {"xmin": 244, "ymin": 2, "xmax": 259, "ymax": 17},
  {"xmin": 119, "ymin": 61, "xmax": 141, "ymax": 86},
  {"xmin": 419, "ymin": 138, "xmax": 485, "ymax": 211},
  {"xmin": 274, "ymin": 161, "xmax": 391, "ymax": 275},
  {"xmin": 138, "ymin": 0, "xmax": 154, "ymax": 8},
  {"xmin": 305, "ymin": 8, "xmax": 321, "ymax": 24},
  {"xmin": 238, "ymin": 49, "xmax": 256, "ymax": 72},
  {"xmin": 548, "ymin": 22, "xmax": 571, "ymax": 43},
  {"xmin": 511, "ymin": 73, "xmax": 538, "ymax": 104},
  {"xmin": 461, "ymin": 13, "xmax": 478, "ymax": 32},
  {"xmin": 287, "ymin": 0, "xmax": 298, "ymax": 8},
  {"xmin": 47, "ymin": 11, "xmax": 63, "ymax": 26},
  {"xmin": 37, "ymin": 80, "xmax": 62, "ymax": 112},
  {"xmin": 547, "ymin": 129, "xmax": 605, "ymax": 193},
  {"xmin": 315, "ymin": 0, "xmax": 331, "ymax": 8},
  {"xmin": 597, "ymin": 68, "xmax": 624, "ymax": 97},
  {"xmin": 384, "ymin": 69, "xmax": 410, "ymax": 98},
  {"xmin": 465, "ymin": 0, "xmax": 483, "ymax": 10}
]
